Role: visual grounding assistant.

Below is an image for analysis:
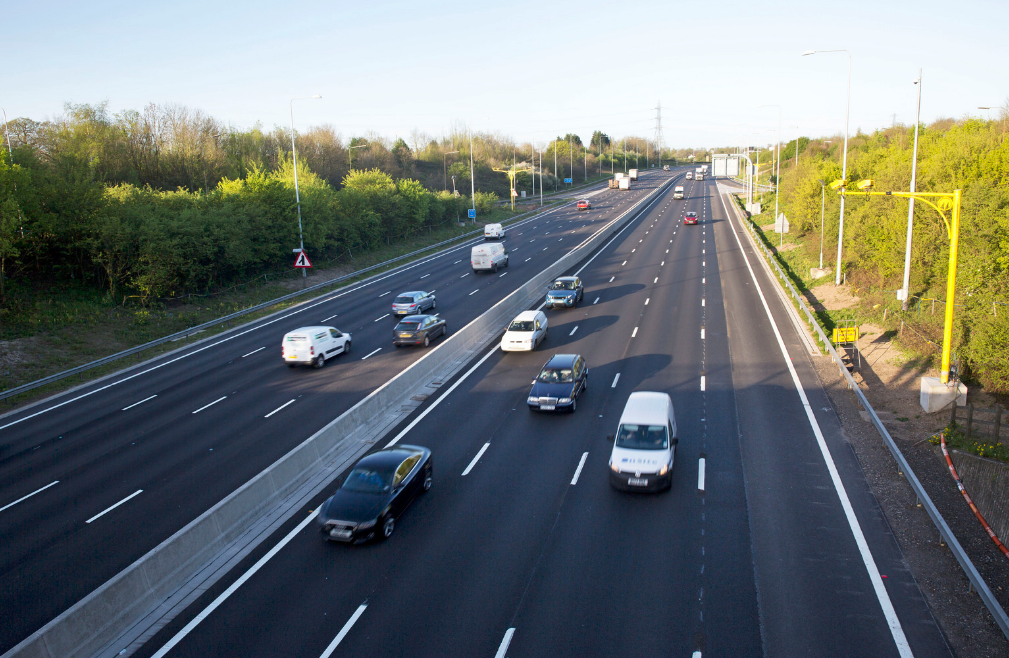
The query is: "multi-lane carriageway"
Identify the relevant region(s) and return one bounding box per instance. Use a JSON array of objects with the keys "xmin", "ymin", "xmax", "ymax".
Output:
[
  {"xmin": 4, "ymin": 171, "xmax": 953, "ymax": 658},
  {"xmin": 125, "ymin": 178, "xmax": 953, "ymax": 657},
  {"xmin": 0, "ymin": 170, "xmax": 672, "ymax": 651}
]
